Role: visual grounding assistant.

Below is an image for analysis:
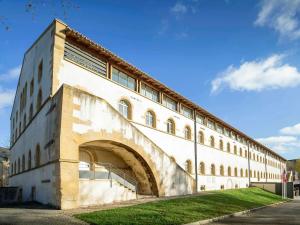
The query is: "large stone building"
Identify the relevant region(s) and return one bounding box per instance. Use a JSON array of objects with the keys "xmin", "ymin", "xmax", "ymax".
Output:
[{"xmin": 9, "ymin": 19, "xmax": 286, "ymax": 209}]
